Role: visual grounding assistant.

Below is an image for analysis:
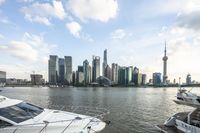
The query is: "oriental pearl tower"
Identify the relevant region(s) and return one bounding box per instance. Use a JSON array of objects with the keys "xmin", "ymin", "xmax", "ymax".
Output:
[{"xmin": 162, "ymin": 41, "xmax": 168, "ymax": 85}]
